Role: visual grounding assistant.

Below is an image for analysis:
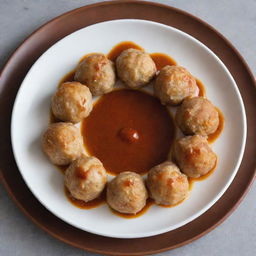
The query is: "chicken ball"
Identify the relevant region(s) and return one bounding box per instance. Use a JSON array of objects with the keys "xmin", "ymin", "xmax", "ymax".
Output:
[
  {"xmin": 154, "ymin": 65, "xmax": 198, "ymax": 105},
  {"xmin": 176, "ymin": 96, "xmax": 219, "ymax": 136},
  {"xmin": 116, "ymin": 48, "xmax": 156, "ymax": 88},
  {"xmin": 51, "ymin": 82, "xmax": 92, "ymax": 123},
  {"xmin": 42, "ymin": 122, "xmax": 83, "ymax": 165},
  {"xmin": 74, "ymin": 53, "xmax": 115, "ymax": 96},
  {"xmin": 107, "ymin": 171, "xmax": 148, "ymax": 214},
  {"xmin": 146, "ymin": 161, "xmax": 189, "ymax": 206},
  {"xmin": 65, "ymin": 155, "xmax": 107, "ymax": 202},
  {"xmin": 174, "ymin": 135, "xmax": 217, "ymax": 178}
]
